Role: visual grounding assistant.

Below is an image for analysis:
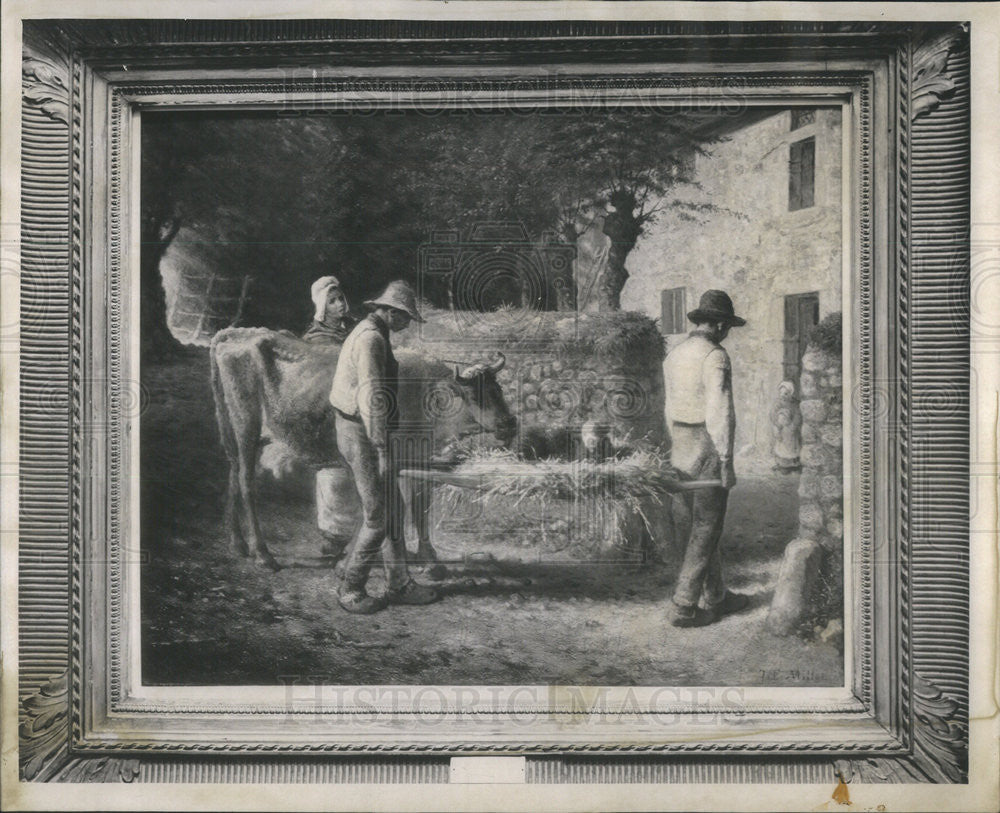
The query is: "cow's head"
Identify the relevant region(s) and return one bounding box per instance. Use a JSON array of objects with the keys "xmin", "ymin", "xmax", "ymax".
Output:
[{"xmin": 453, "ymin": 352, "xmax": 517, "ymax": 445}]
